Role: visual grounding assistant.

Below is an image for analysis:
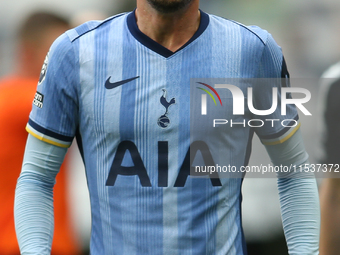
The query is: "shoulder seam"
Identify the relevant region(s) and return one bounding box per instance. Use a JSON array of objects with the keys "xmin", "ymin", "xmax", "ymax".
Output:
[
  {"xmin": 228, "ymin": 20, "xmax": 267, "ymax": 45},
  {"xmin": 210, "ymin": 15, "xmax": 268, "ymax": 45},
  {"xmin": 66, "ymin": 13, "xmax": 127, "ymax": 42}
]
